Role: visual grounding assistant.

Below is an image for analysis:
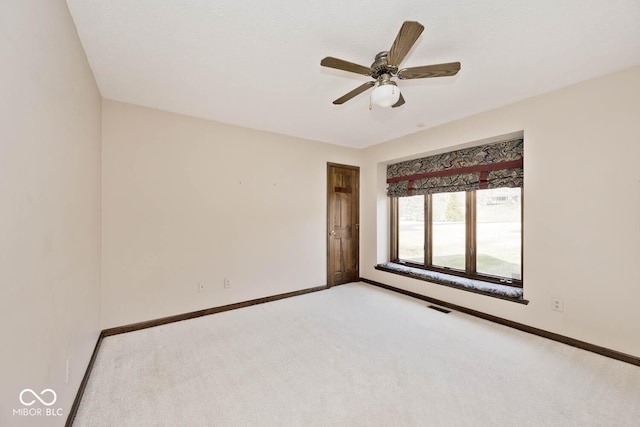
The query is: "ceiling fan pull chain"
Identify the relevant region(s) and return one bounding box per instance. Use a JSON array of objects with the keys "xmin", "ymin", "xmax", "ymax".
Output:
[{"xmin": 369, "ymin": 96, "xmax": 372, "ymax": 110}]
